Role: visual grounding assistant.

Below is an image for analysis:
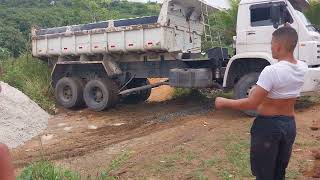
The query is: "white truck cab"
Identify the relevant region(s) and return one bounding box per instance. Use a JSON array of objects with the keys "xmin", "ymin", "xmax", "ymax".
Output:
[{"xmin": 223, "ymin": 0, "xmax": 320, "ymax": 103}]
